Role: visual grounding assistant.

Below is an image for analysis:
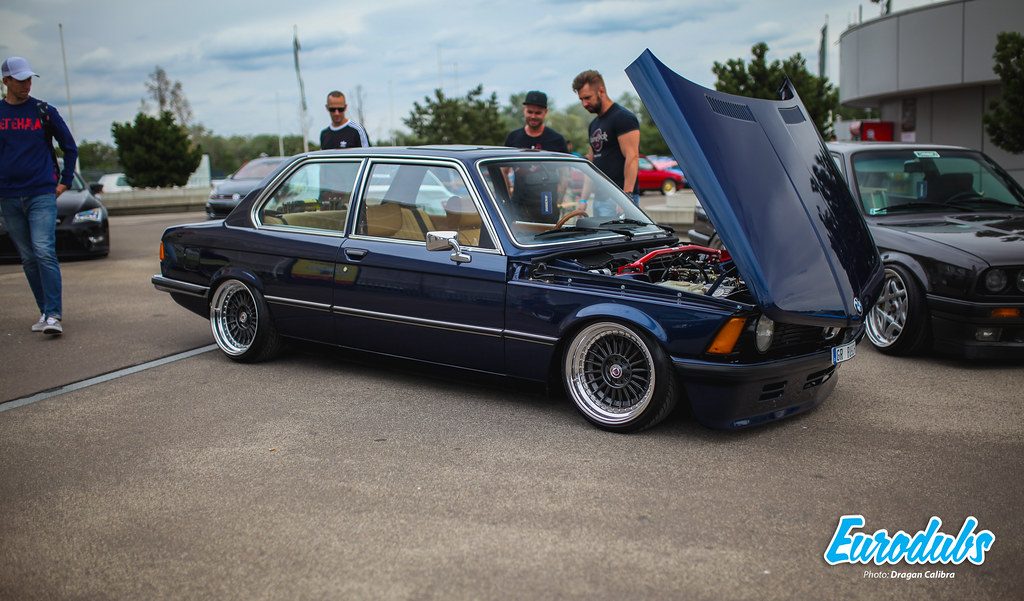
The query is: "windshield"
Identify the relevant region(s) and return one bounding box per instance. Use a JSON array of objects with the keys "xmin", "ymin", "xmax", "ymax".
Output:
[
  {"xmin": 478, "ymin": 158, "xmax": 665, "ymax": 245},
  {"xmin": 234, "ymin": 158, "xmax": 288, "ymax": 180},
  {"xmin": 851, "ymin": 149, "xmax": 1024, "ymax": 215}
]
